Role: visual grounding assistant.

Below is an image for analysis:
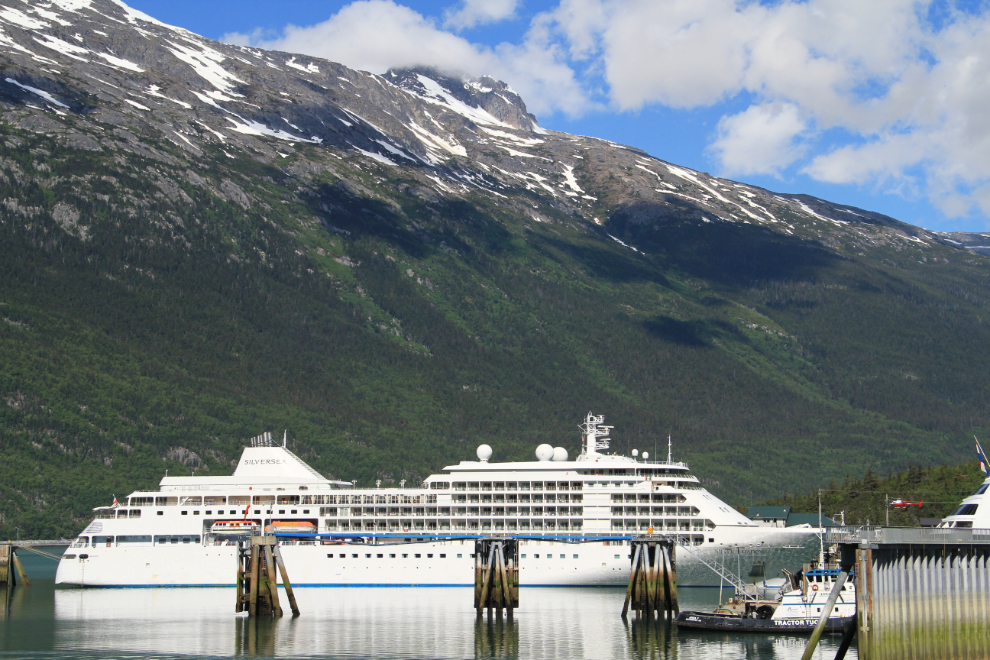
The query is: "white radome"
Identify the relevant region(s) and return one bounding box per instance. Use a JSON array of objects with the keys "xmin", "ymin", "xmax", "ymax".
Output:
[
  {"xmin": 535, "ymin": 444, "xmax": 554, "ymax": 461},
  {"xmin": 476, "ymin": 444, "xmax": 493, "ymax": 462},
  {"xmin": 552, "ymin": 447, "xmax": 568, "ymax": 461}
]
